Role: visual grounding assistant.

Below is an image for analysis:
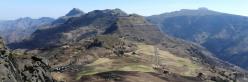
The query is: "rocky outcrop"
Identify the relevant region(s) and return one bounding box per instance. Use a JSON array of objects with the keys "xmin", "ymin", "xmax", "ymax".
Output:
[
  {"xmin": 0, "ymin": 37, "xmax": 18, "ymax": 82},
  {"xmin": 0, "ymin": 37, "xmax": 54, "ymax": 82},
  {"xmin": 52, "ymin": 8, "xmax": 85, "ymax": 25},
  {"xmin": 66, "ymin": 8, "xmax": 85, "ymax": 17}
]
